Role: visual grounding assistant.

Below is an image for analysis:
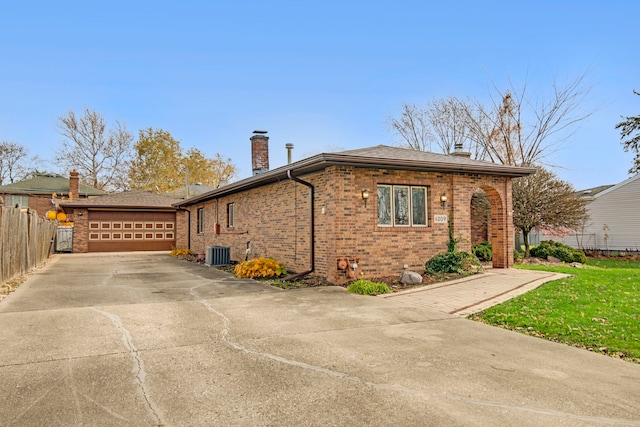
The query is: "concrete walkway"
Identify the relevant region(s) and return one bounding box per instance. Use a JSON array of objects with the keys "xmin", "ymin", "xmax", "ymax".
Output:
[{"xmin": 382, "ymin": 268, "xmax": 570, "ymax": 316}]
